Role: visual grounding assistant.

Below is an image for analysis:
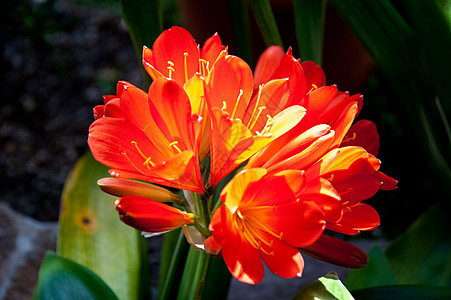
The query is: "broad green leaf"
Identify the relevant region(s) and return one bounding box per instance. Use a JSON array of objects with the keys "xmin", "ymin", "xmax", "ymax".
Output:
[
  {"xmin": 292, "ymin": 272, "xmax": 354, "ymax": 300},
  {"xmin": 58, "ymin": 152, "xmax": 149, "ymax": 300},
  {"xmin": 33, "ymin": 252, "xmax": 119, "ymax": 300},
  {"xmin": 385, "ymin": 202, "xmax": 451, "ymax": 286},
  {"xmin": 329, "ymin": 0, "xmax": 451, "ymax": 204},
  {"xmin": 248, "ymin": 0, "xmax": 284, "ymax": 48},
  {"xmin": 120, "ymin": 0, "xmax": 163, "ymax": 85},
  {"xmin": 345, "ymin": 245, "xmax": 395, "ymax": 291},
  {"xmin": 159, "ymin": 229, "xmax": 189, "ymax": 300},
  {"xmin": 201, "ymin": 256, "xmax": 231, "ymax": 300},
  {"xmin": 351, "ymin": 285, "xmax": 451, "ymax": 300},
  {"xmin": 293, "ymin": 0, "xmax": 327, "ymax": 64},
  {"xmin": 228, "ymin": 0, "xmax": 253, "ymax": 65},
  {"xmin": 176, "ymin": 247, "xmax": 210, "ymax": 300}
]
